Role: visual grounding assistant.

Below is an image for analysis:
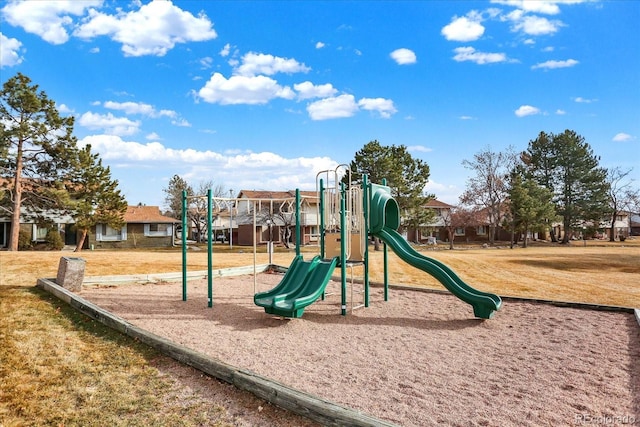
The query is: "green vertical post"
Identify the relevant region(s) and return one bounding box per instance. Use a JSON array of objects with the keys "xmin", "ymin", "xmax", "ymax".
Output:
[
  {"xmin": 319, "ymin": 179, "xmax": 325, "ymax": 259},
  {"xmin": 362, "ymin": 174, "xmax": 370, "ymax": 307},
  {"xmin": 340, "ymin": 182, "xmax": 347, "ymax": 316},
  {"xmin": 295, "ymin": 189, "xmax": 301, "ymax": 257},
  {"xmin": 181, "ymin": 190, "xmax": 187, "ymax": 301},
  {"xmin": 207, "ymin": 189, "xmax": 213, "ymax": 308},
  {"xmin": 382, "ymin": 178, "xmax": 389, "ymax": 301}
]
